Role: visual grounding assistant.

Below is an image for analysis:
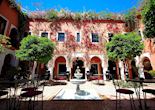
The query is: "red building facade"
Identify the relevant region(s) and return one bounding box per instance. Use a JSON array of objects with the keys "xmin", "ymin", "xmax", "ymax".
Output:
[
  {"xmin": 0, "ymin": 0, "xmax": 23, "ymax": 78},
  {"xmin": 29, "ymin": 18, "xmax": 126, "ymax": 80}
]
